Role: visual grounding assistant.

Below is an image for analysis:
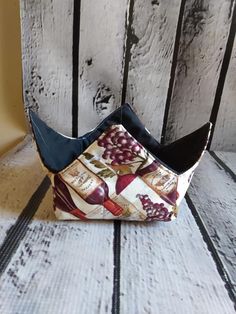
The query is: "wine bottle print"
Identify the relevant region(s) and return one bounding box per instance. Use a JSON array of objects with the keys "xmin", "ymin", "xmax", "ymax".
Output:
[
  {"xmin": 136, "ymin": 161, "xmax": 178, "ymax": 205},
  {"xmin": 53, "ymin": 175, "xmax": 87, "ymax": 220},
  {"xmin": 79, "ymin": 150, "xmax": 141, "ymax": 219},
  {"xmin": 95, "ymin": 126, "xmax": 148, "ymax": 219},
  {"xmin": 60, "ymin": 159, "xmax": 123, "ymax": 216}
]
